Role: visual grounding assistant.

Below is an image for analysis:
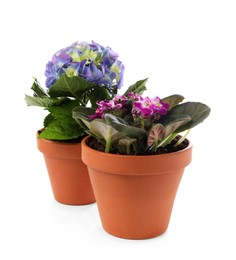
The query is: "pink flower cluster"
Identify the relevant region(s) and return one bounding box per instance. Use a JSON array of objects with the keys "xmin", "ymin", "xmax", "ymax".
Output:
[
  {"xmin": 132, "ymin": 95, "xmax": 169, "ymax": 119},
  {"xmin": 89, "ymin": 93, "xmax": 169, "ymax": 120}
]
